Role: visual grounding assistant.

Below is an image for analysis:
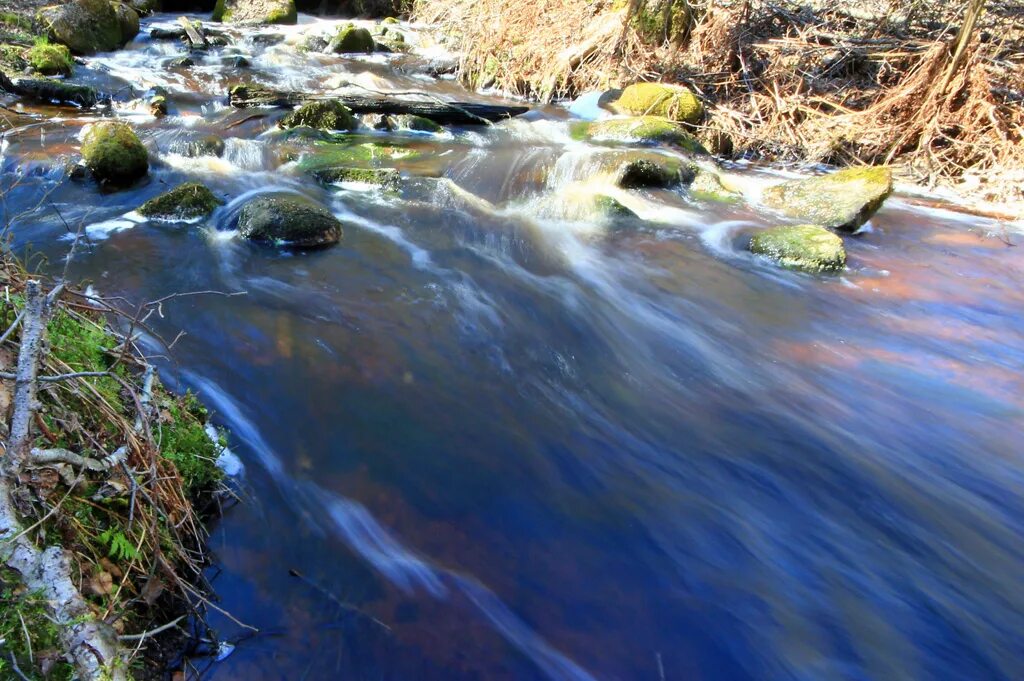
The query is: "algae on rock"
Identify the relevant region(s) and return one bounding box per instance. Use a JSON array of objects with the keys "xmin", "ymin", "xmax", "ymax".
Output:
[
  {"xmin": 761, "ymin": 166, "xmax": 893, "ymax": 231},
  {"xmin": 330, "ymin": 24, "xmax": 375, "ymax": 53},
  {"xmin": 750, "ymin": 224, "xmax": 846, "ymax": 272},
  {"xmin": 572, "ymin": 116, "xmax": 707, "ymax": 154},
  {"xmin": 237, "ymin": 194, "xmax": 343, "ymax": 248},
  {"xmin": 27, "ymin": 40, "xmax": 74, "ymax": 76}
]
